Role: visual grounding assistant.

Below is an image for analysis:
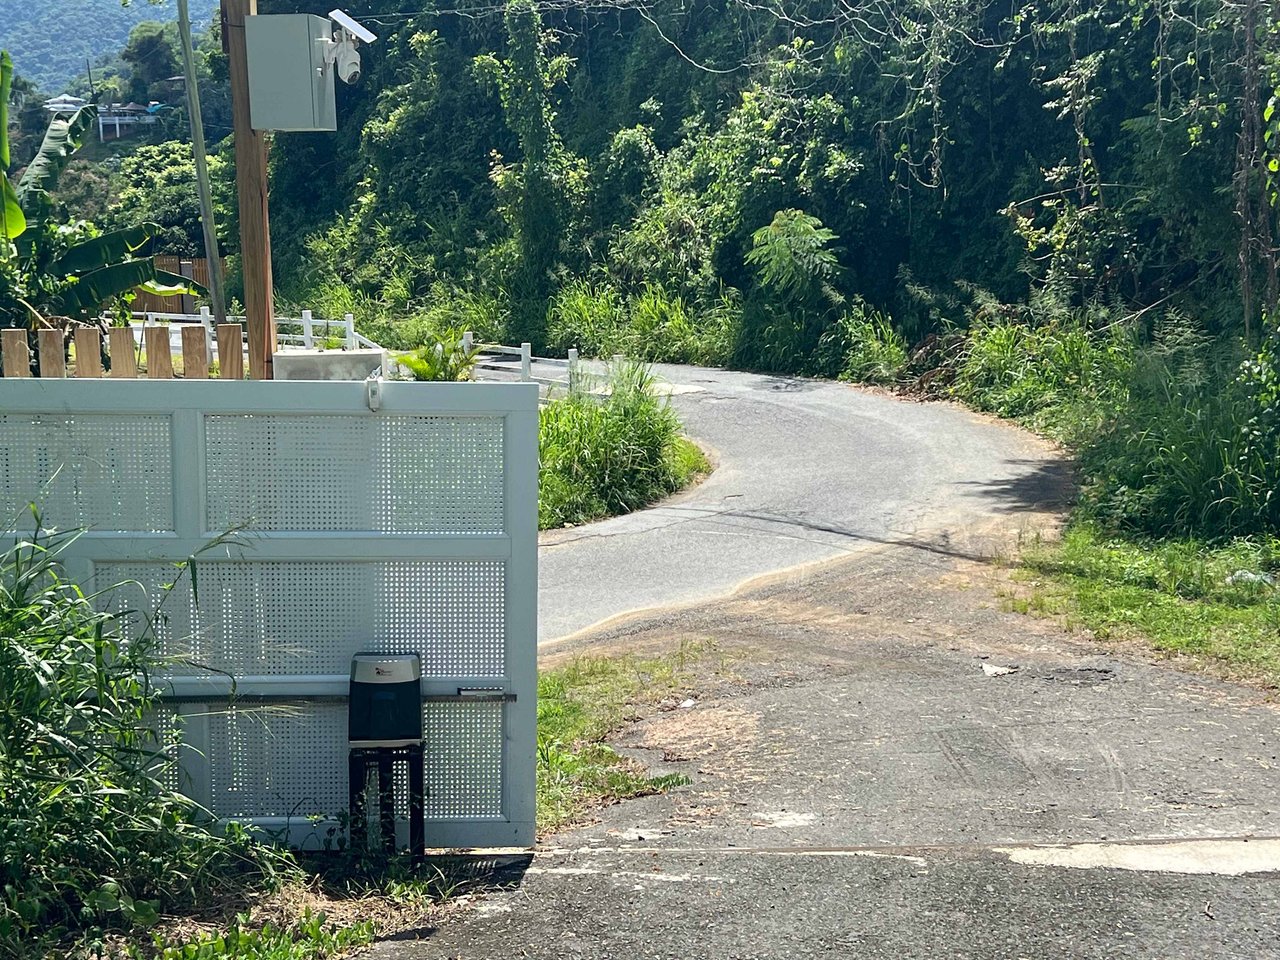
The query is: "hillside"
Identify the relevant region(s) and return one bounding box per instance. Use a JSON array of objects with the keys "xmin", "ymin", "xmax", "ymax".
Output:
[{"xmin": 0, "ymin": 0, "xmax": 217, "ymax": 93}]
